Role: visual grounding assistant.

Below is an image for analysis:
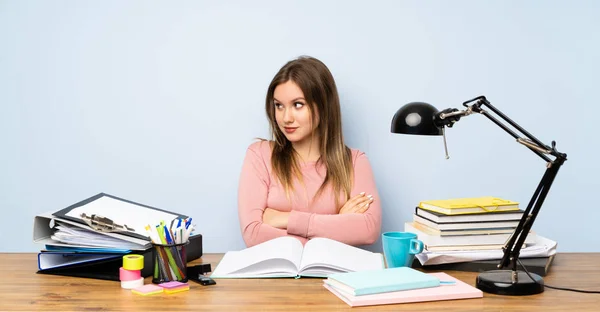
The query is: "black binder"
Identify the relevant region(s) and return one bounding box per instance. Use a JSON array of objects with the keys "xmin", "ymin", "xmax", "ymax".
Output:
[{"xmin": 36, "ymin": 234, "xmax": 203, "ymax": 281}]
